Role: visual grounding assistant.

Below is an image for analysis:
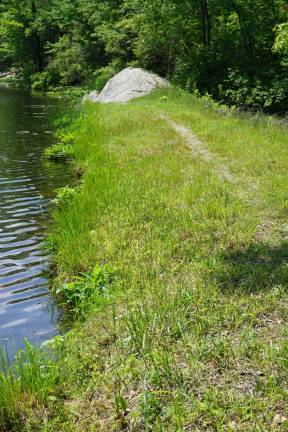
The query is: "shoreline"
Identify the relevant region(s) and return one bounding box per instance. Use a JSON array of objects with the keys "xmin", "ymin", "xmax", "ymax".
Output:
[{"xmin": 1, "ymin": 88, "xmax": 288, "ymax": 431}]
